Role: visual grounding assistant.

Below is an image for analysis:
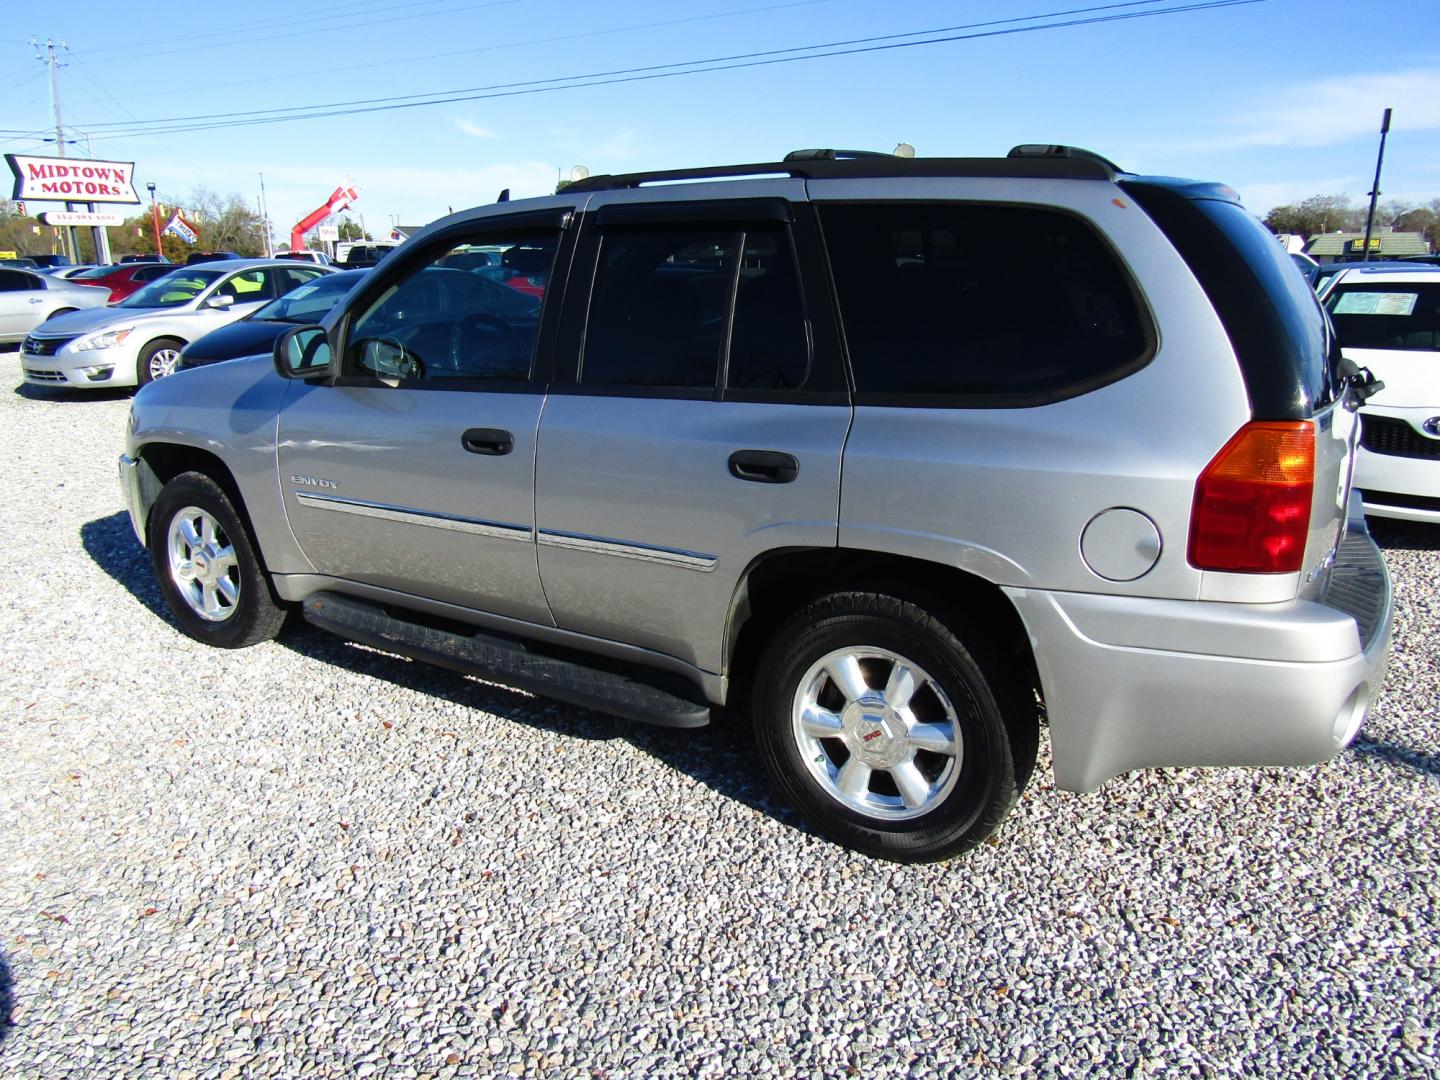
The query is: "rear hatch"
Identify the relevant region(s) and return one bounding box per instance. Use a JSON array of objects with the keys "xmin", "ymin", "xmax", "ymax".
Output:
[{"xmin": 1122, "ymin": 179, "xmax": 1356, "ymax": 599}]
